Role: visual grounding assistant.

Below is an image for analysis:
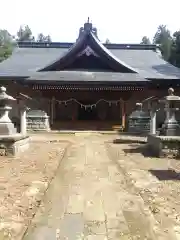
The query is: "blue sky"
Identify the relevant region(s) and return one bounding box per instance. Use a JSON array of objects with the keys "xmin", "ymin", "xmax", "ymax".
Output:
[{"xmin": 1, "ymin": 0, "xmax": 180, "ymax": 43}]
